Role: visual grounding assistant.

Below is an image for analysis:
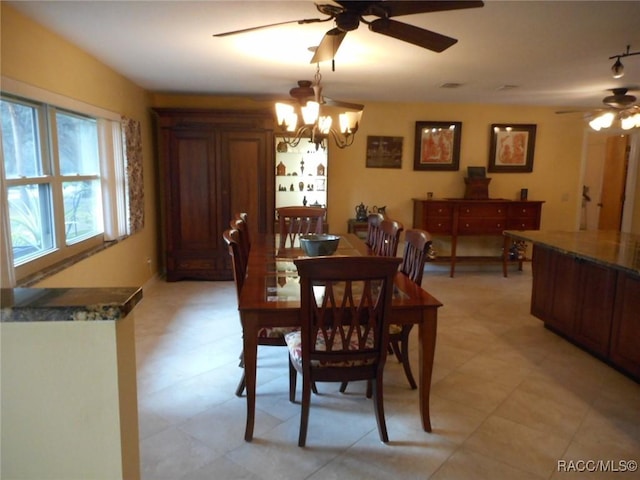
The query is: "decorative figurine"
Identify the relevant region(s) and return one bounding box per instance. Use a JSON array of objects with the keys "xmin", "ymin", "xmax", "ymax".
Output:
[{"xmin": 355, "ymin": 203, "xmax": 368, "ymax": 221}]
